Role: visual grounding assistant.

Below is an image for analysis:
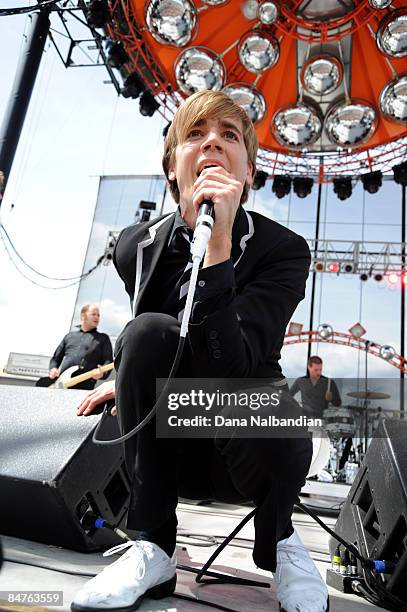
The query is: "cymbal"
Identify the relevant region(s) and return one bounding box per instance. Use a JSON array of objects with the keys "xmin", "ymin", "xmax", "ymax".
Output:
[{"xmin": 347, "ymin": 391, "xmax": 391, "ymax": 400}]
